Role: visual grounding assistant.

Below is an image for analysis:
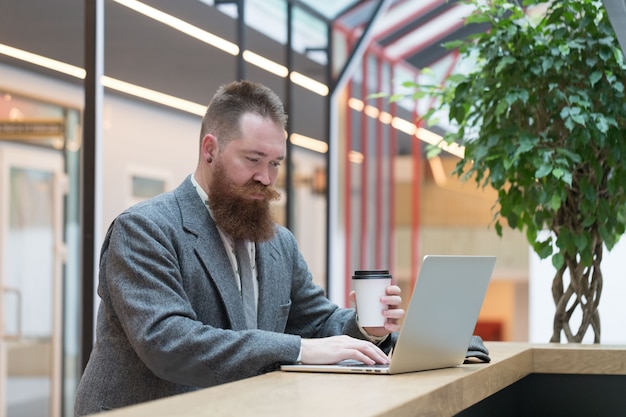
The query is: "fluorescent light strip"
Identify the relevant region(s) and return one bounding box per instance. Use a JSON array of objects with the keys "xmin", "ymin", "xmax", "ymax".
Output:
[
  {"xmin": 391, "ymin": 116, "xmax": 417, "ymax": 135},
  {"xmin": 290, "ymin": 71, "xmax": 329, "ymax": 96},
  {"xmin": 0, "ymin": 43, "xmax": 86, "ymax": 79},
  {"xmin": 364, "ymin": 104, "xmax": 380, "ymax": 119},
  {"xmin": 348, "ymin": 97, "xmax": 365, "ymax": 111},
  {"xmin": 416, "ymin": 127, "xmax": 464, "ymax": 158},
  {"xmin": 113, "ymin": 0, "xmax": 239, "ymax": 56},
  {"xmin": 379, "ymin": 111, "xmax": 393, "ymax": 124},
  {"xmin": 349, "ymin": 151, "xmax": 364, "ymax": 164},
  {"xmin": 290, "ymin": 133, "xmax": 328, "ymax": 153},
  {"xmin": 102, "ymin": 76, "xmax": 206, "ymax": 115},
  {"xmin": 242, "ymin": 50, "xmax": 289, "ymax": 78},
  {"xmin": 348, "ymin": 97, "xmax": 464, "ymax": 158}
]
